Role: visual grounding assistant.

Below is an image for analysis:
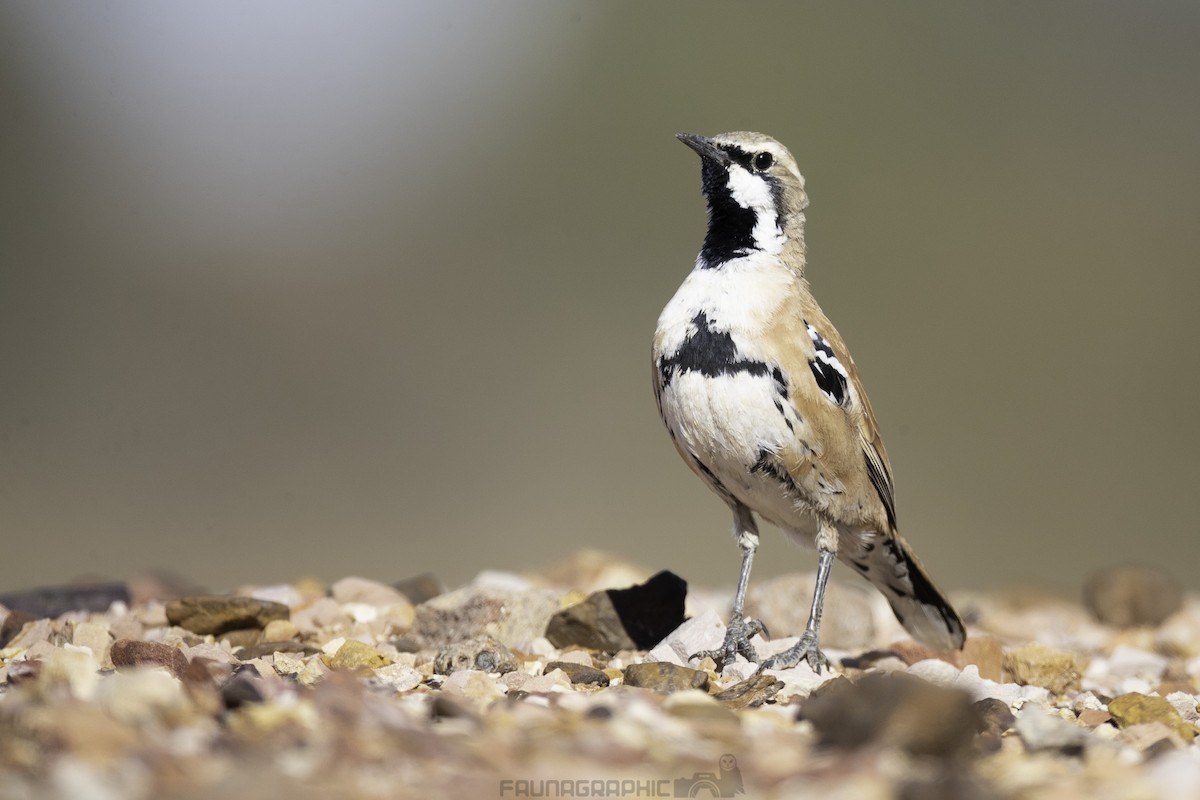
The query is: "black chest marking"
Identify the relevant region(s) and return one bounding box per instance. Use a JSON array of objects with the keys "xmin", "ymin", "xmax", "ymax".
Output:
[
  {"xmin": 659, "ymin": 312, "xmax": 771, "ymax": 387},
  {"xmin": 805, "ymin": 320, "xmax": 849, "ymax": 407}
]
